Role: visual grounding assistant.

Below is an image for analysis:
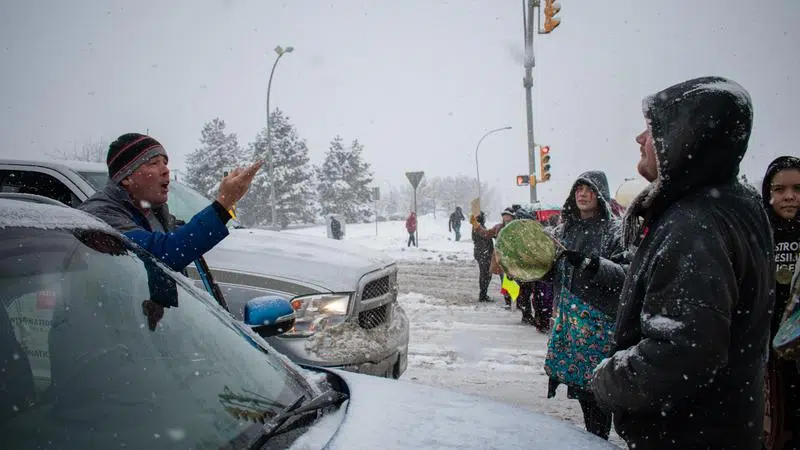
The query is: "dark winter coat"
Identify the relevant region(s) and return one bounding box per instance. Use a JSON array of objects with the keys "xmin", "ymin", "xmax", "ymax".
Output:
[
  {"xmin": 552, "ymin": 170, "xmax": 629, "ymax": 316},
  {"xmin": 761, "ymin": 156, "xmax": 800, "ymax": 449},
  {"xmin": 762, "ymin": 156, "xmax": 800, "ymax": 336},
  {"xmin": 472, "ymin": 213, "xmax": 493, "ymax": 263},
  {"xmin": 449, "ymin": 208, "xmax": 465, "ymax": 232},
  {"xmin": 79, "ymin": 181, "xmax": 230, "ymax": 271},
  {"xmin": 590, "ymin": 76, "xmax": 774, "ymax": 450},
  {"xmin": 545, "ymin": 170, "xmax": 629, "ymax": 396}
]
